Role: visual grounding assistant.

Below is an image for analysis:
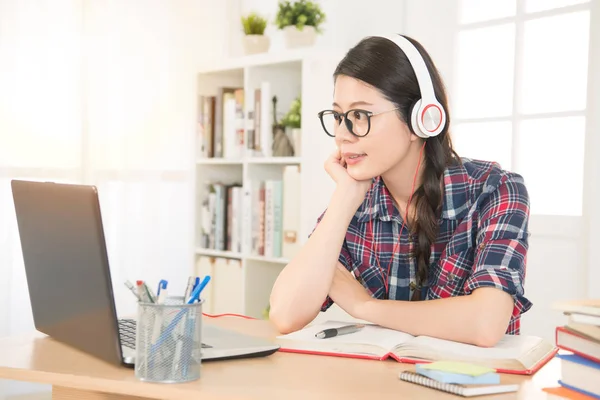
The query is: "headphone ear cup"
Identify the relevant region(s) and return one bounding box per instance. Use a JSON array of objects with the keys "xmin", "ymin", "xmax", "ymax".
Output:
[{"xmin": 410, "ymin": 99, "xmax": 428, "ymax": 139}]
